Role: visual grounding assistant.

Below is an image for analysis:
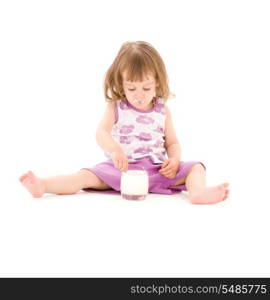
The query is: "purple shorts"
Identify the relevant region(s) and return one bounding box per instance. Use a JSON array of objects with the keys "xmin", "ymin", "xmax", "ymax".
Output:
[{"xmin": 82, "ymin": 157, "xmax": 205, "ymax": 195}]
